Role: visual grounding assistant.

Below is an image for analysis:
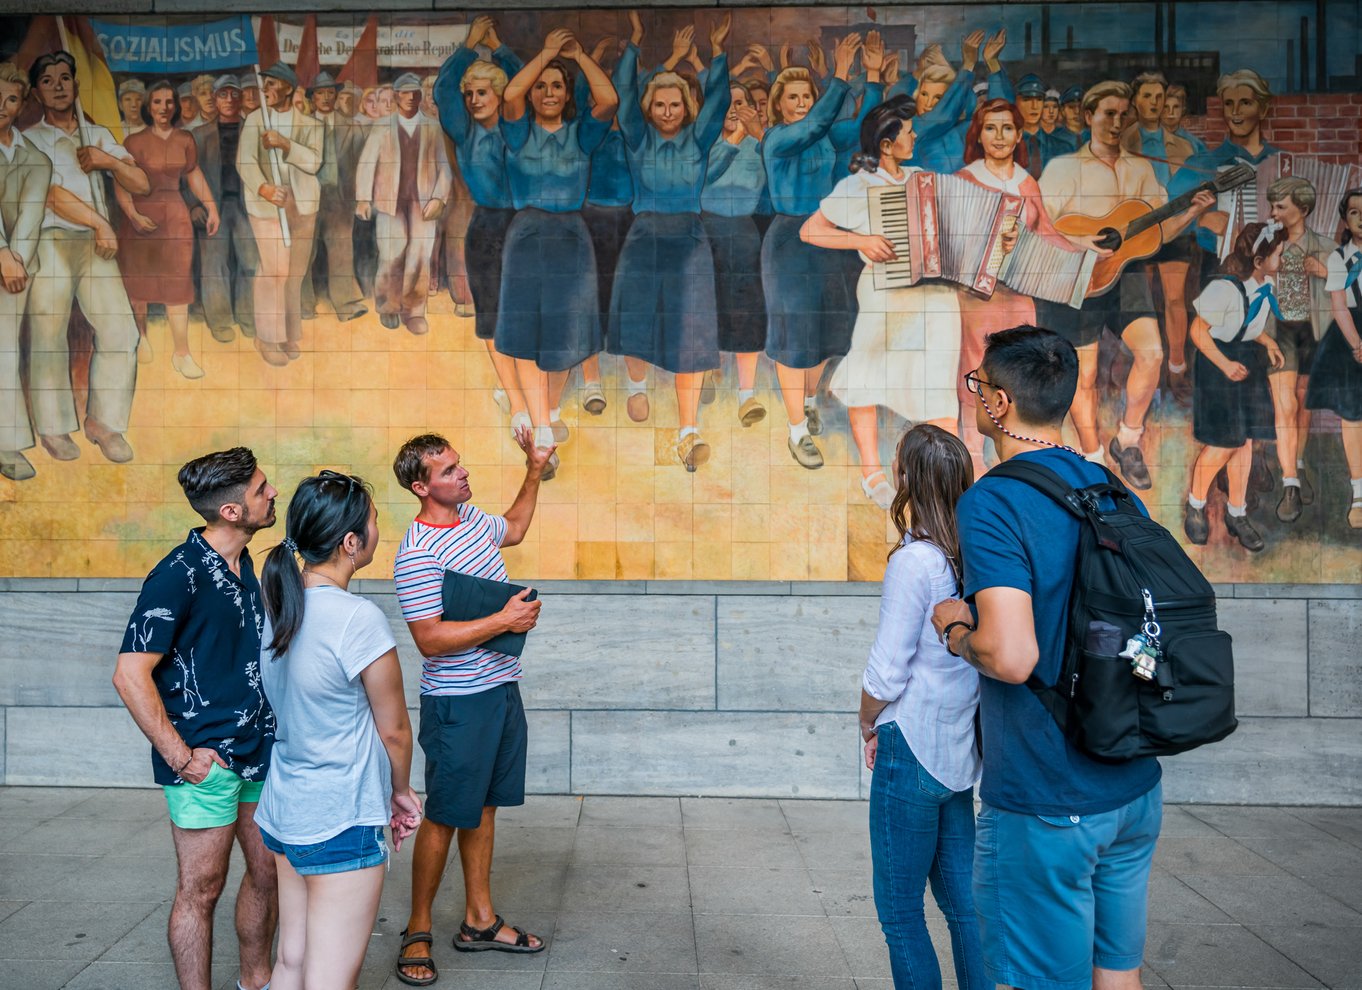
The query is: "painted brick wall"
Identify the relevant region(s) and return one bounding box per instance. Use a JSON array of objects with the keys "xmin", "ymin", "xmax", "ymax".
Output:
[{"xmin": 1185, "ymin": 92, "xmax": 1362, "ymax": 164}]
